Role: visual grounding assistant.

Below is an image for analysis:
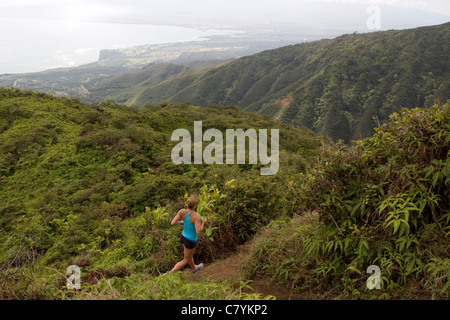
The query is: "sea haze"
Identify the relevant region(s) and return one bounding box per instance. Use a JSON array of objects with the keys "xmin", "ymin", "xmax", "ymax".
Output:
[{"xmin": 0, "ymin": 18, "xmax": 241, "ymax": 74}]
